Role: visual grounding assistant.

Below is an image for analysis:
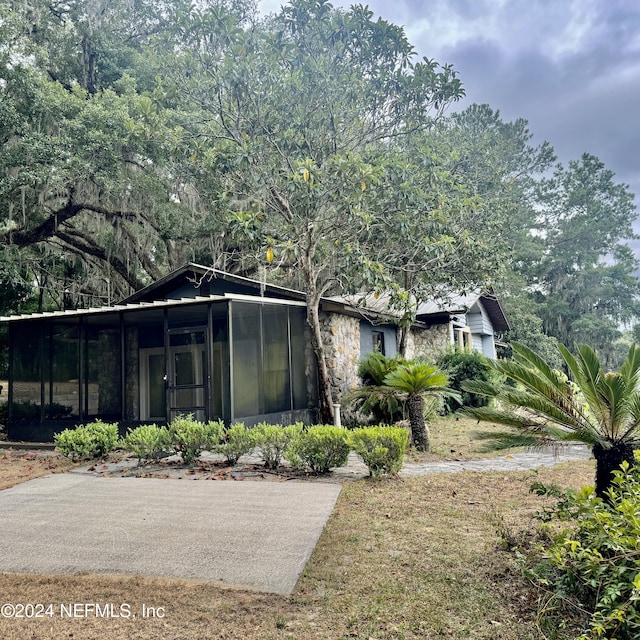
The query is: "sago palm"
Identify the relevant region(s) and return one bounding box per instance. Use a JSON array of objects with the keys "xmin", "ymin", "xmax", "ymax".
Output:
[
  {"xmin": 346, "ymin": 352, "xmax": 406, "ymax": 424},
  {"xmin": 464, "ymin": 342, "xmax": 640, "ymax": 497},
  {"xmin": 383, "ymin": 362, "xmax": 454, "ymax": 452}
]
